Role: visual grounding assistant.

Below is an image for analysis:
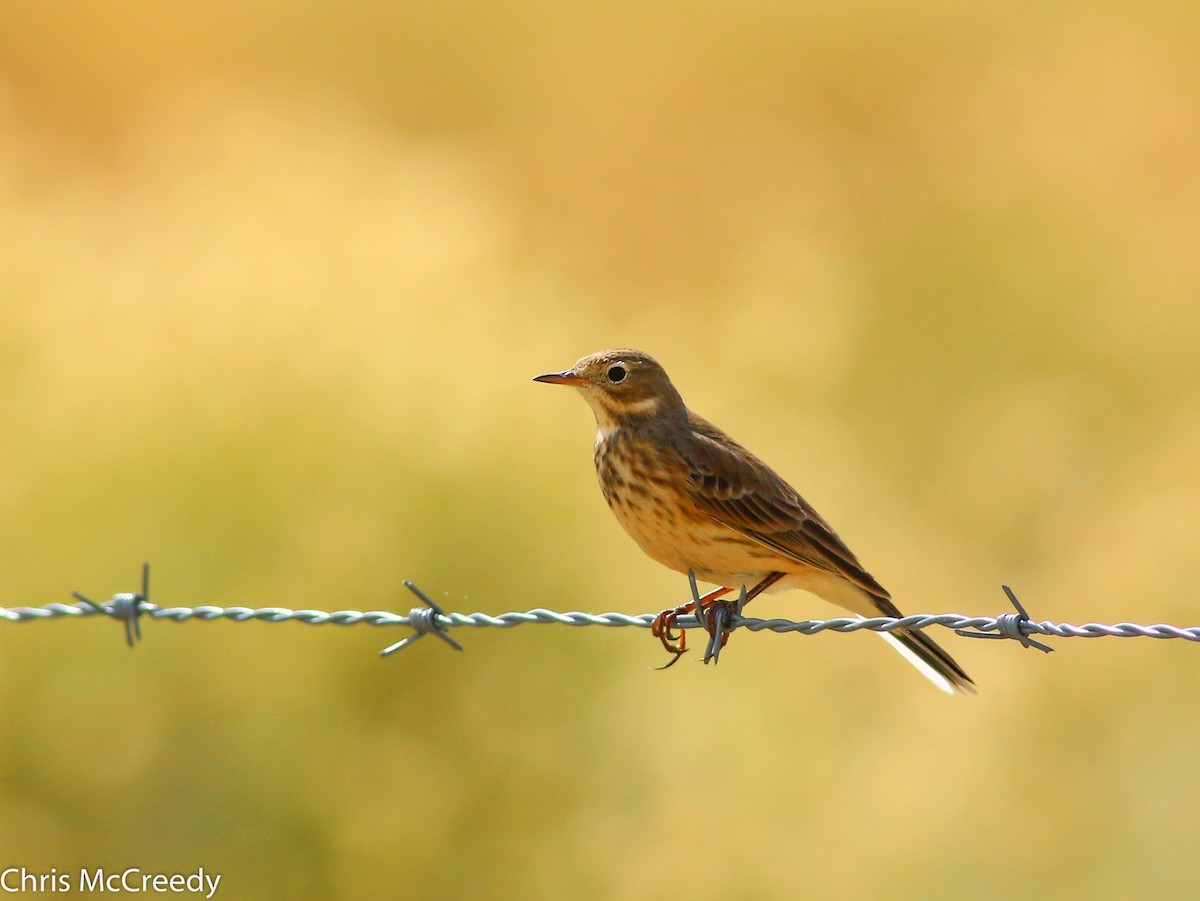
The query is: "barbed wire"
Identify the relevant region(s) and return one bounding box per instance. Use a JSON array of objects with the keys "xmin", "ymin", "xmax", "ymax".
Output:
[{"xmin": 3, "ymin": 563, "xmax": 1200, "ymax": 664}]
